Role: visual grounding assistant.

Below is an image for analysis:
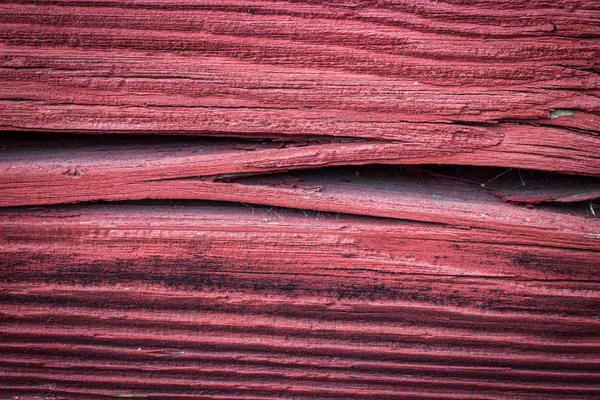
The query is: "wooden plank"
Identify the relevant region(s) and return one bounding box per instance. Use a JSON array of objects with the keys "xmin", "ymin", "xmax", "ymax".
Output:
[
  {"xmin": 1, "ymin": 1, "xmax": 600, "ymax": 173},
  {"xmin": 1, "ymin": 203, "xmax": 599, "ymax": 399},
  {"xmin": 2, "ymin": 132, "xmax": 600, "ymax": 208},
  {"xmin": 3, "ymin": 157, "xmax": 600, "ymax": 250}
]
